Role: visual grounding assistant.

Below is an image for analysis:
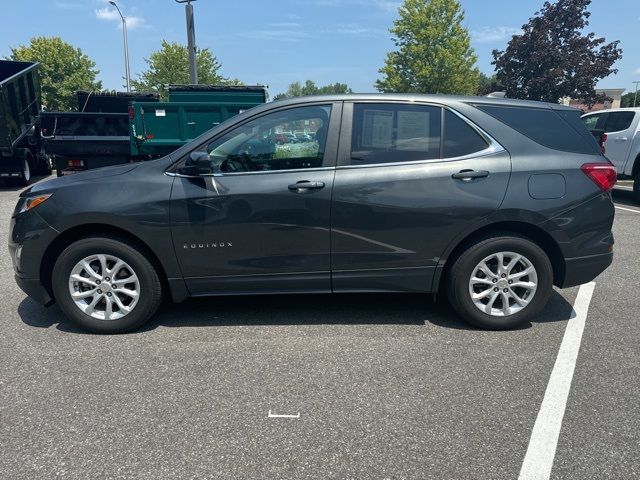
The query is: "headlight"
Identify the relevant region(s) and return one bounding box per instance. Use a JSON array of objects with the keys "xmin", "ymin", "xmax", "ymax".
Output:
[{"xmin": 15, "ymin": 193, "xmax": 53, "ymax": 215}]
